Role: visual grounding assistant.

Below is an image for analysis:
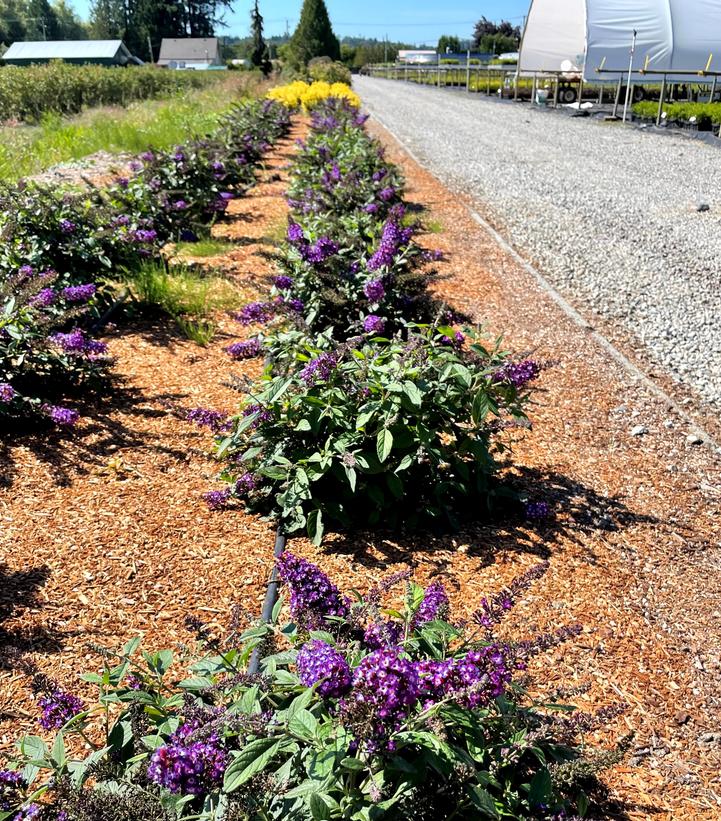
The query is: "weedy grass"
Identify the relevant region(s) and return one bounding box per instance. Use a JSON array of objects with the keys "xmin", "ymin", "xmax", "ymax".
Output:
[
  {"xmin": 175, "ymin": 237, "xmax": 236, "ymax": 258},
  {"xmin": 125, "ymin": 261, "xmax": 242, "ymax": 344}
]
